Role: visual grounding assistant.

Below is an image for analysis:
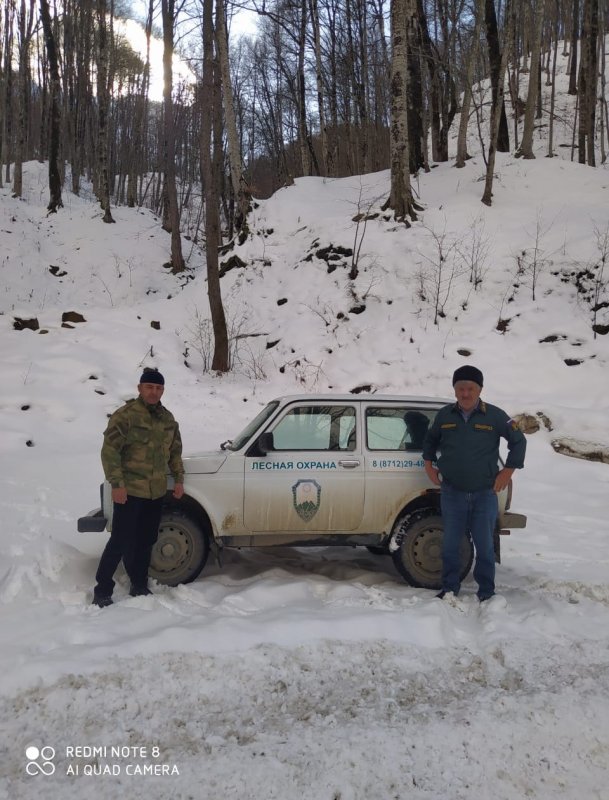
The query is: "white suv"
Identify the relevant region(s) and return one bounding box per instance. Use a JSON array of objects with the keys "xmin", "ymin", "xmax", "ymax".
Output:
[{"xmin": 78, "ymin": 394, "xmax": 526, "ymax": 590}]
